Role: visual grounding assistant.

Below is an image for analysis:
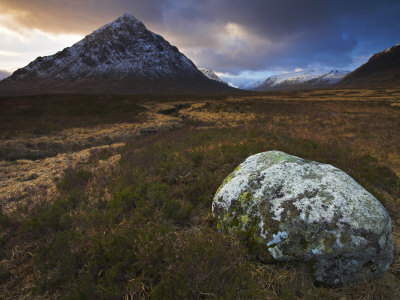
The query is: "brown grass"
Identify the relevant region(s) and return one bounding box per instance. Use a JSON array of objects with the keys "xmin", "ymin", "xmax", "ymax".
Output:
[{"xmin": 0, "ymin": 88, "xmax": 399, "ymax": 299}]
